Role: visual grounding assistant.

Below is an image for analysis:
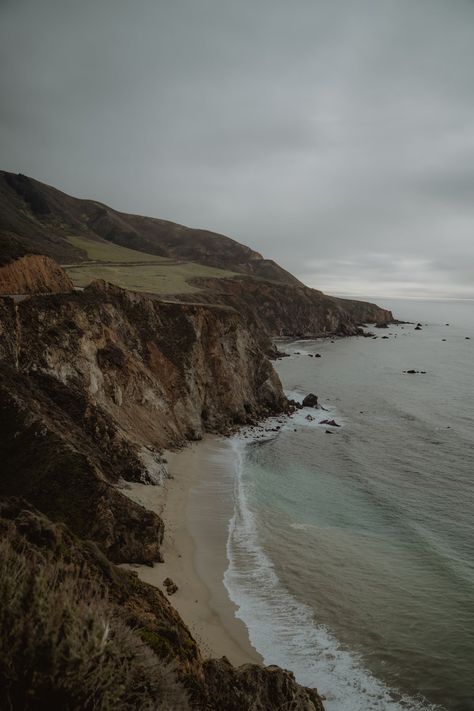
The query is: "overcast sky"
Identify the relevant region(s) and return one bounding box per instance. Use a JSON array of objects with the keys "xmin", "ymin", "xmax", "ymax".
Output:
[{"xmin": 1, "ymin": 0, "xmax": 474, "ymax": 298}]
